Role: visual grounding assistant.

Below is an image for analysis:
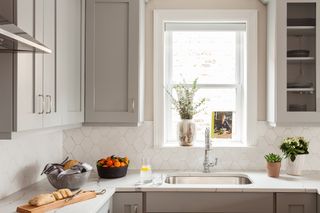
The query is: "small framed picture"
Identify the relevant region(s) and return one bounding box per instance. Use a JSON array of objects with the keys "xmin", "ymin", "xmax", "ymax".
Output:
[{"xmin": 211, "ymin": 111, "xmax": 232, "ymax": 139}]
